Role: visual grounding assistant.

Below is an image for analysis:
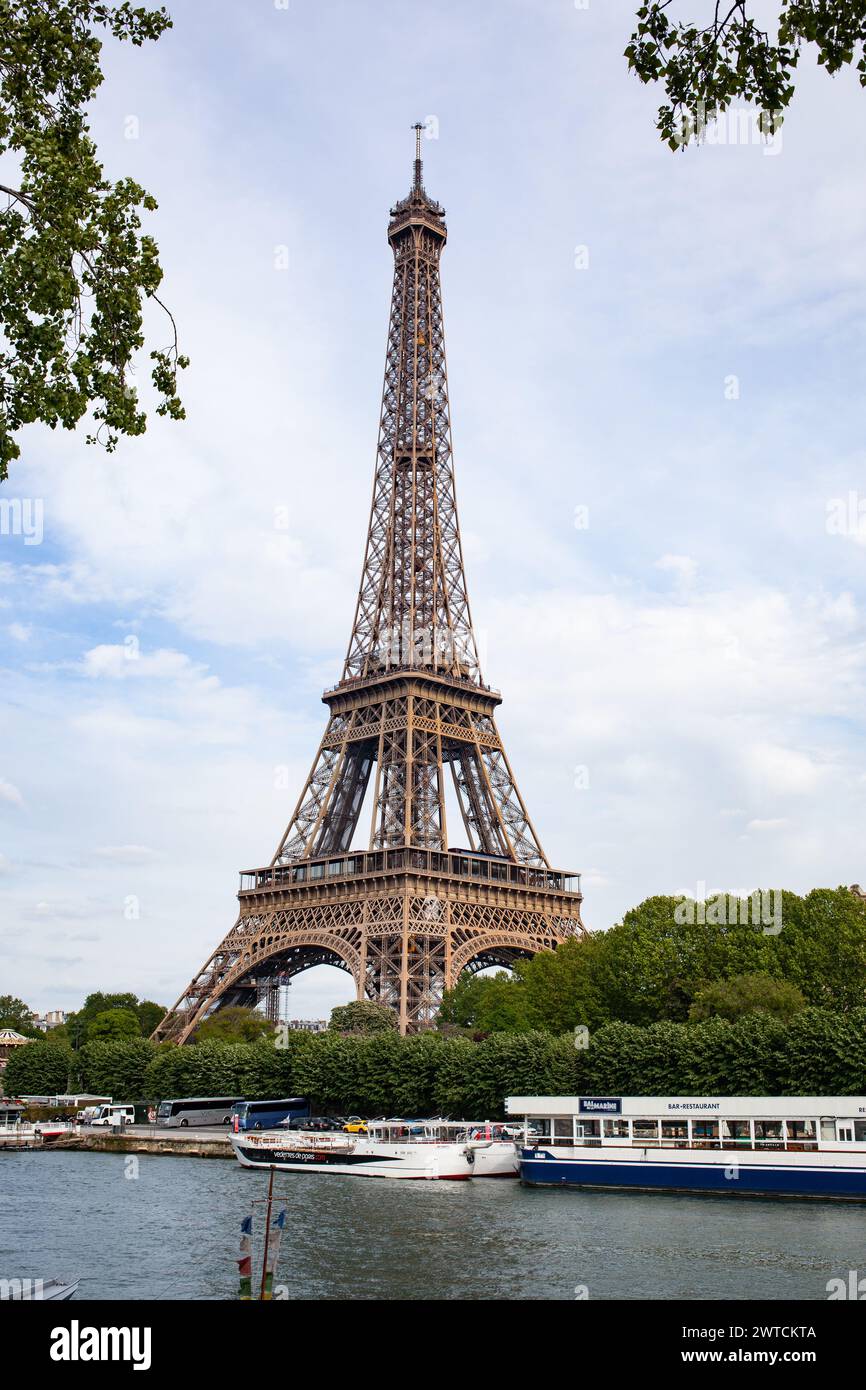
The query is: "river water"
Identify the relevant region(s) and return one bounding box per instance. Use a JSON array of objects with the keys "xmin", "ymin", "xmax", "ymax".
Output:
[{"xmin": 2, "ymin": 1151, "xmax": 863, "ymax": 1300}]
